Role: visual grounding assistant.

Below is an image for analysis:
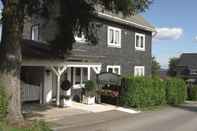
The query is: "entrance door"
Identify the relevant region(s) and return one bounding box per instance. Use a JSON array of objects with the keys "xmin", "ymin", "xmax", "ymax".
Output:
[{"xmin": 72, "ymin": 67, "xmax": 88, "ymax": 89}]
